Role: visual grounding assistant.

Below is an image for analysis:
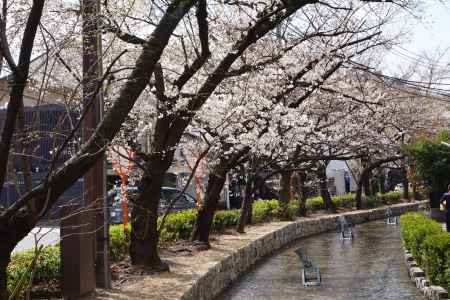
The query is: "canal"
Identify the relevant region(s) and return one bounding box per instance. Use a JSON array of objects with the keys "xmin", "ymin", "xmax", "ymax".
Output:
[{"xmin": 218, "ymin": 220, "xmax": 423, "ymax": 300}]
